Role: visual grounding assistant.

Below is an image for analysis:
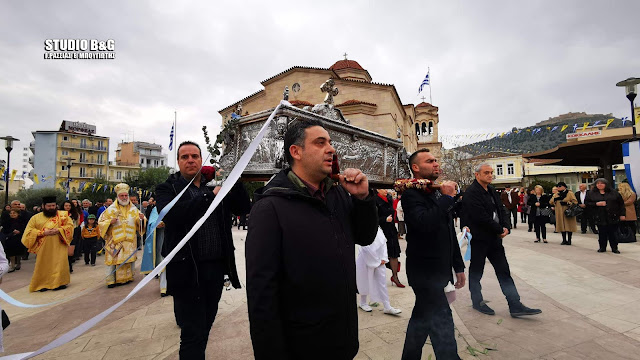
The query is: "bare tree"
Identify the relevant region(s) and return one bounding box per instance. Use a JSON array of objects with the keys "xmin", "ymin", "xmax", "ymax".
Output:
[{"xmin": 440, "ymin": 149, "xmax": 477, "ymax": 189}]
